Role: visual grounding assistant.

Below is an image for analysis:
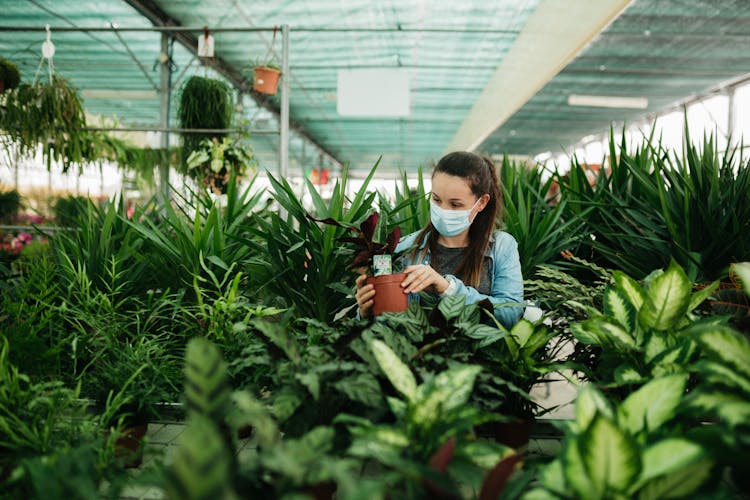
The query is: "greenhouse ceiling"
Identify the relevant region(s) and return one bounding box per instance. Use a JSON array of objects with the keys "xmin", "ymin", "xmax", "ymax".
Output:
[{"xmin": 2, "ymin": 0, "xmax": 750, "ymax": 177}]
